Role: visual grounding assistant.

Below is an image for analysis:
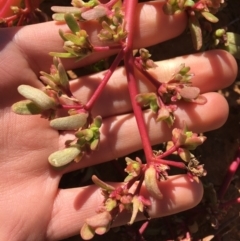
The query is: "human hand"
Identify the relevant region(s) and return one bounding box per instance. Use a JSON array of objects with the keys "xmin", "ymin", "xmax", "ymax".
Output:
[{"xmin": 0, "ymin": 1, "xmax": 237, "ymax": 240}]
